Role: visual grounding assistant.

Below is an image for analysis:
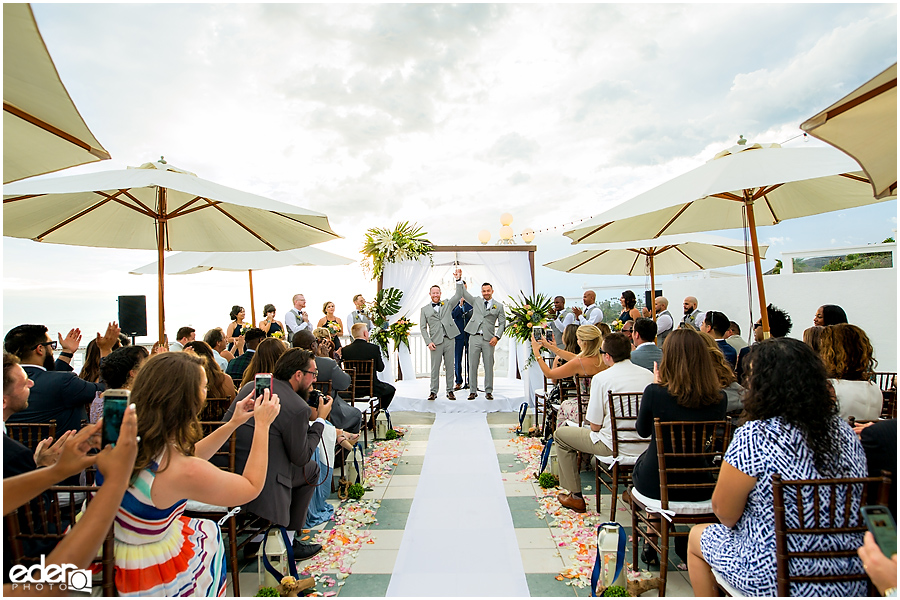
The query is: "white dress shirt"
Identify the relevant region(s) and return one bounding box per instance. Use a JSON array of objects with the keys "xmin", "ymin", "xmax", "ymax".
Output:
[
  {"xmin": 577, "ymin": 304, "xmax": 603, "ymax": 326},
  {"xmin": 585, "ymin": 359, "xmax": 655, "ymax": 453}
]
